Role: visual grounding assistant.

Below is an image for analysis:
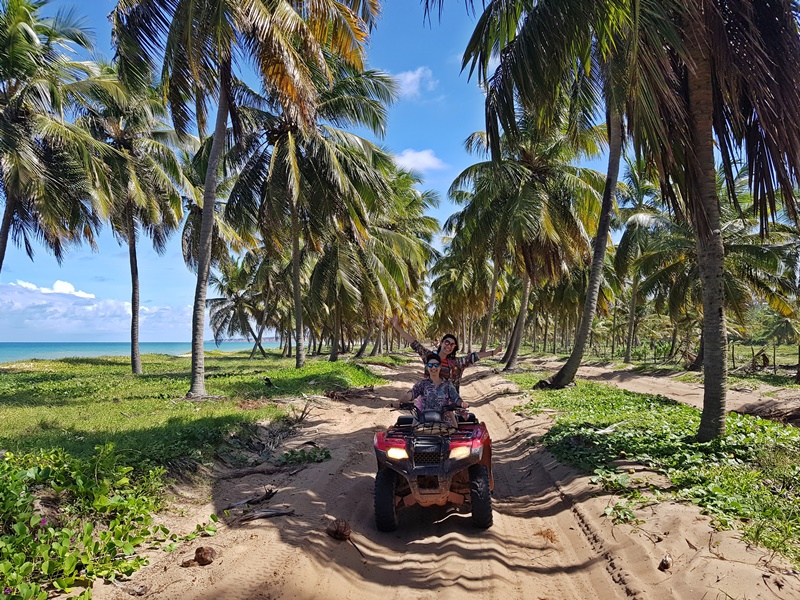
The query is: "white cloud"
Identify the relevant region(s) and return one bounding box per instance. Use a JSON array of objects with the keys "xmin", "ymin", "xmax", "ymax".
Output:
[
  {"xmin": 394, "ymin": 67, "xmax": 438, "ymax": 99},
  {"xmin": 0, "ymin": 281, "xmax": 203, "ymax": 342},
  {"xmin": 394, "ymin": 149, "xmax": 448, "ymax": 173},
  {"xmin": 12, "ymin": 279, "xmax": 95, "ymax": 298}
]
